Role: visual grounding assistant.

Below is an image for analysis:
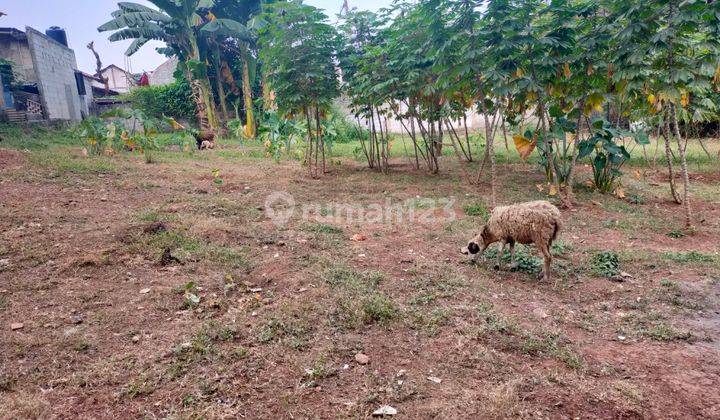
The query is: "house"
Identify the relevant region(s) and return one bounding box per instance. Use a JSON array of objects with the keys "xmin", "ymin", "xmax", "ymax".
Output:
[
  {"xmin": 149, "ymin": 56, "xmax": 179, "ymax": 86},
  {"xmin": 0, "ymin": 26, "xmax": 89, "ymax": 122},
  {"xmin": 95, "ymin": 64, "xmax": 135, "ymax": 93}
]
